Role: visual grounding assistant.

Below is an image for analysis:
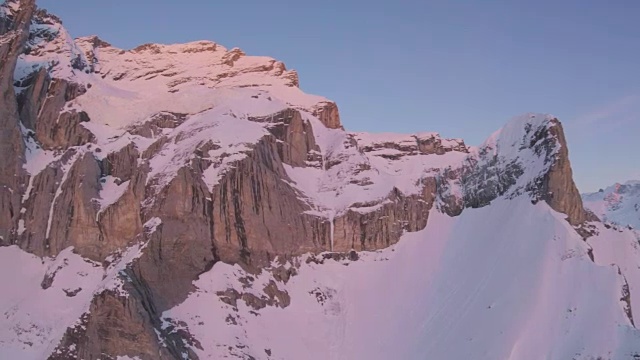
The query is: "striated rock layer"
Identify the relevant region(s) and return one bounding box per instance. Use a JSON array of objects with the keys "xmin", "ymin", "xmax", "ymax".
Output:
[{"xmin": 0, "ymin": 1, "xmax": 621, "ymax": 359}]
